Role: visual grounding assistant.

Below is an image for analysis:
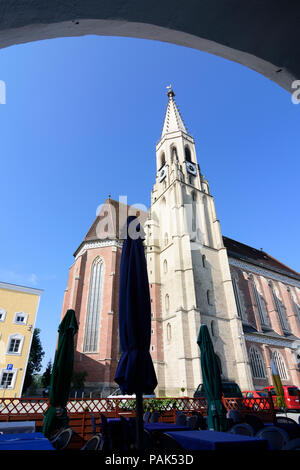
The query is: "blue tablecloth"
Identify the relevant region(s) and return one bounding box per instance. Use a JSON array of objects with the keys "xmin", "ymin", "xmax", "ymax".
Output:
[
  {"xmin": 165, "ymin": 430, "xmax": 270, "ymax": 450},
  {"xmin": 144, "ymin": 423, "xmax": 190, "ymax": 433},
  {"xmin": 0, "ymin": 432, "xmax": 55, "ymax": 450}
]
